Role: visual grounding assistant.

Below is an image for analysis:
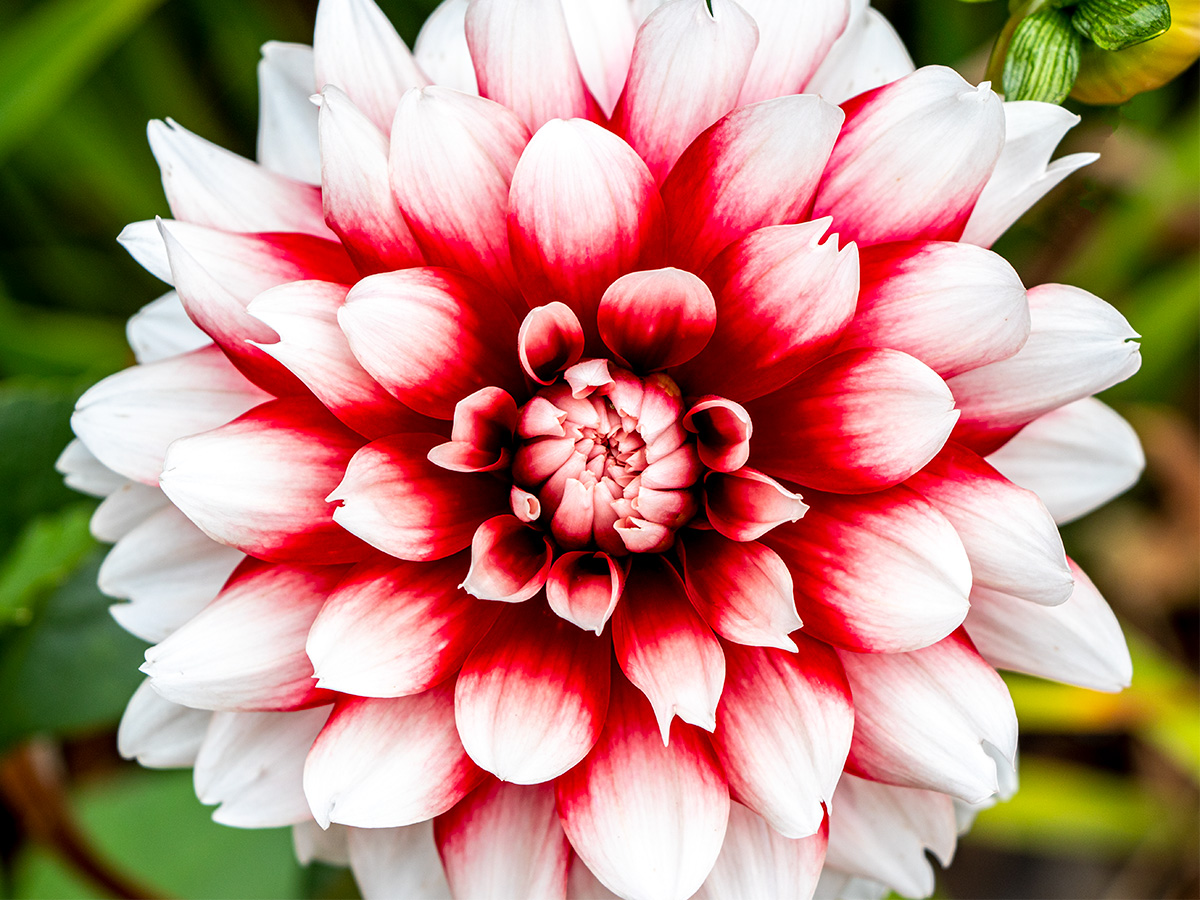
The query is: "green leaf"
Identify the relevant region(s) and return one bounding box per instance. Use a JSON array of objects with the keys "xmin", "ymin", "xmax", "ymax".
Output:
[
  {"xmin": 0, "ymin": 505, "xmax": 96, "ymax": 631},
  {"xmin": 1003, "ymin": 7, "xmax": 1084, "ymax": 102},
  {"xmin": 0, "ymin": 0, "xmax": 169, "ymax": 163},
  {"xmin": 1073, "ymin": 0, "xmax": 1171, "ymax": 50},
  {"xmin": 0, "ymin": 290, "xmax": 130, "ymax": 379},
  {"xmin": 0, "ymin": 552, "xmax": 146, "ymax": 751},
  {"xmin": 0, "ymin": 377, "xmax": 88, "ymax": 551}
]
